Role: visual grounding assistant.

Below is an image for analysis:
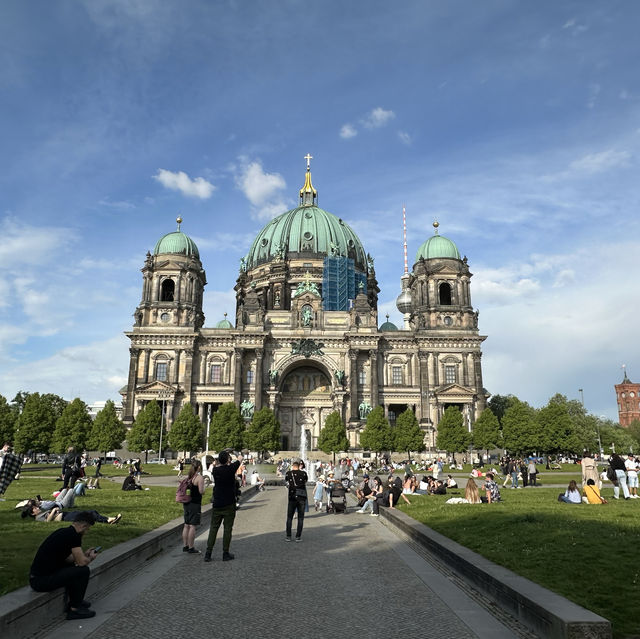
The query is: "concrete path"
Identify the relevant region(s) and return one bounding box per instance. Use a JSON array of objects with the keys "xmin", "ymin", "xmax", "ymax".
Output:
[{"xmin": 37, "ymin": 488, "xmax": 525, "ymax": 639}]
